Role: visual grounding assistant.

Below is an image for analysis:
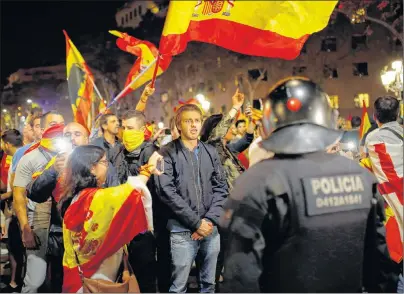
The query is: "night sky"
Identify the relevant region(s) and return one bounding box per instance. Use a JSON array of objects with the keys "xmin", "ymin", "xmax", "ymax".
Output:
[{"xmin": 1, "ymin": 1, "xmax": 125, "ymax": 84}]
